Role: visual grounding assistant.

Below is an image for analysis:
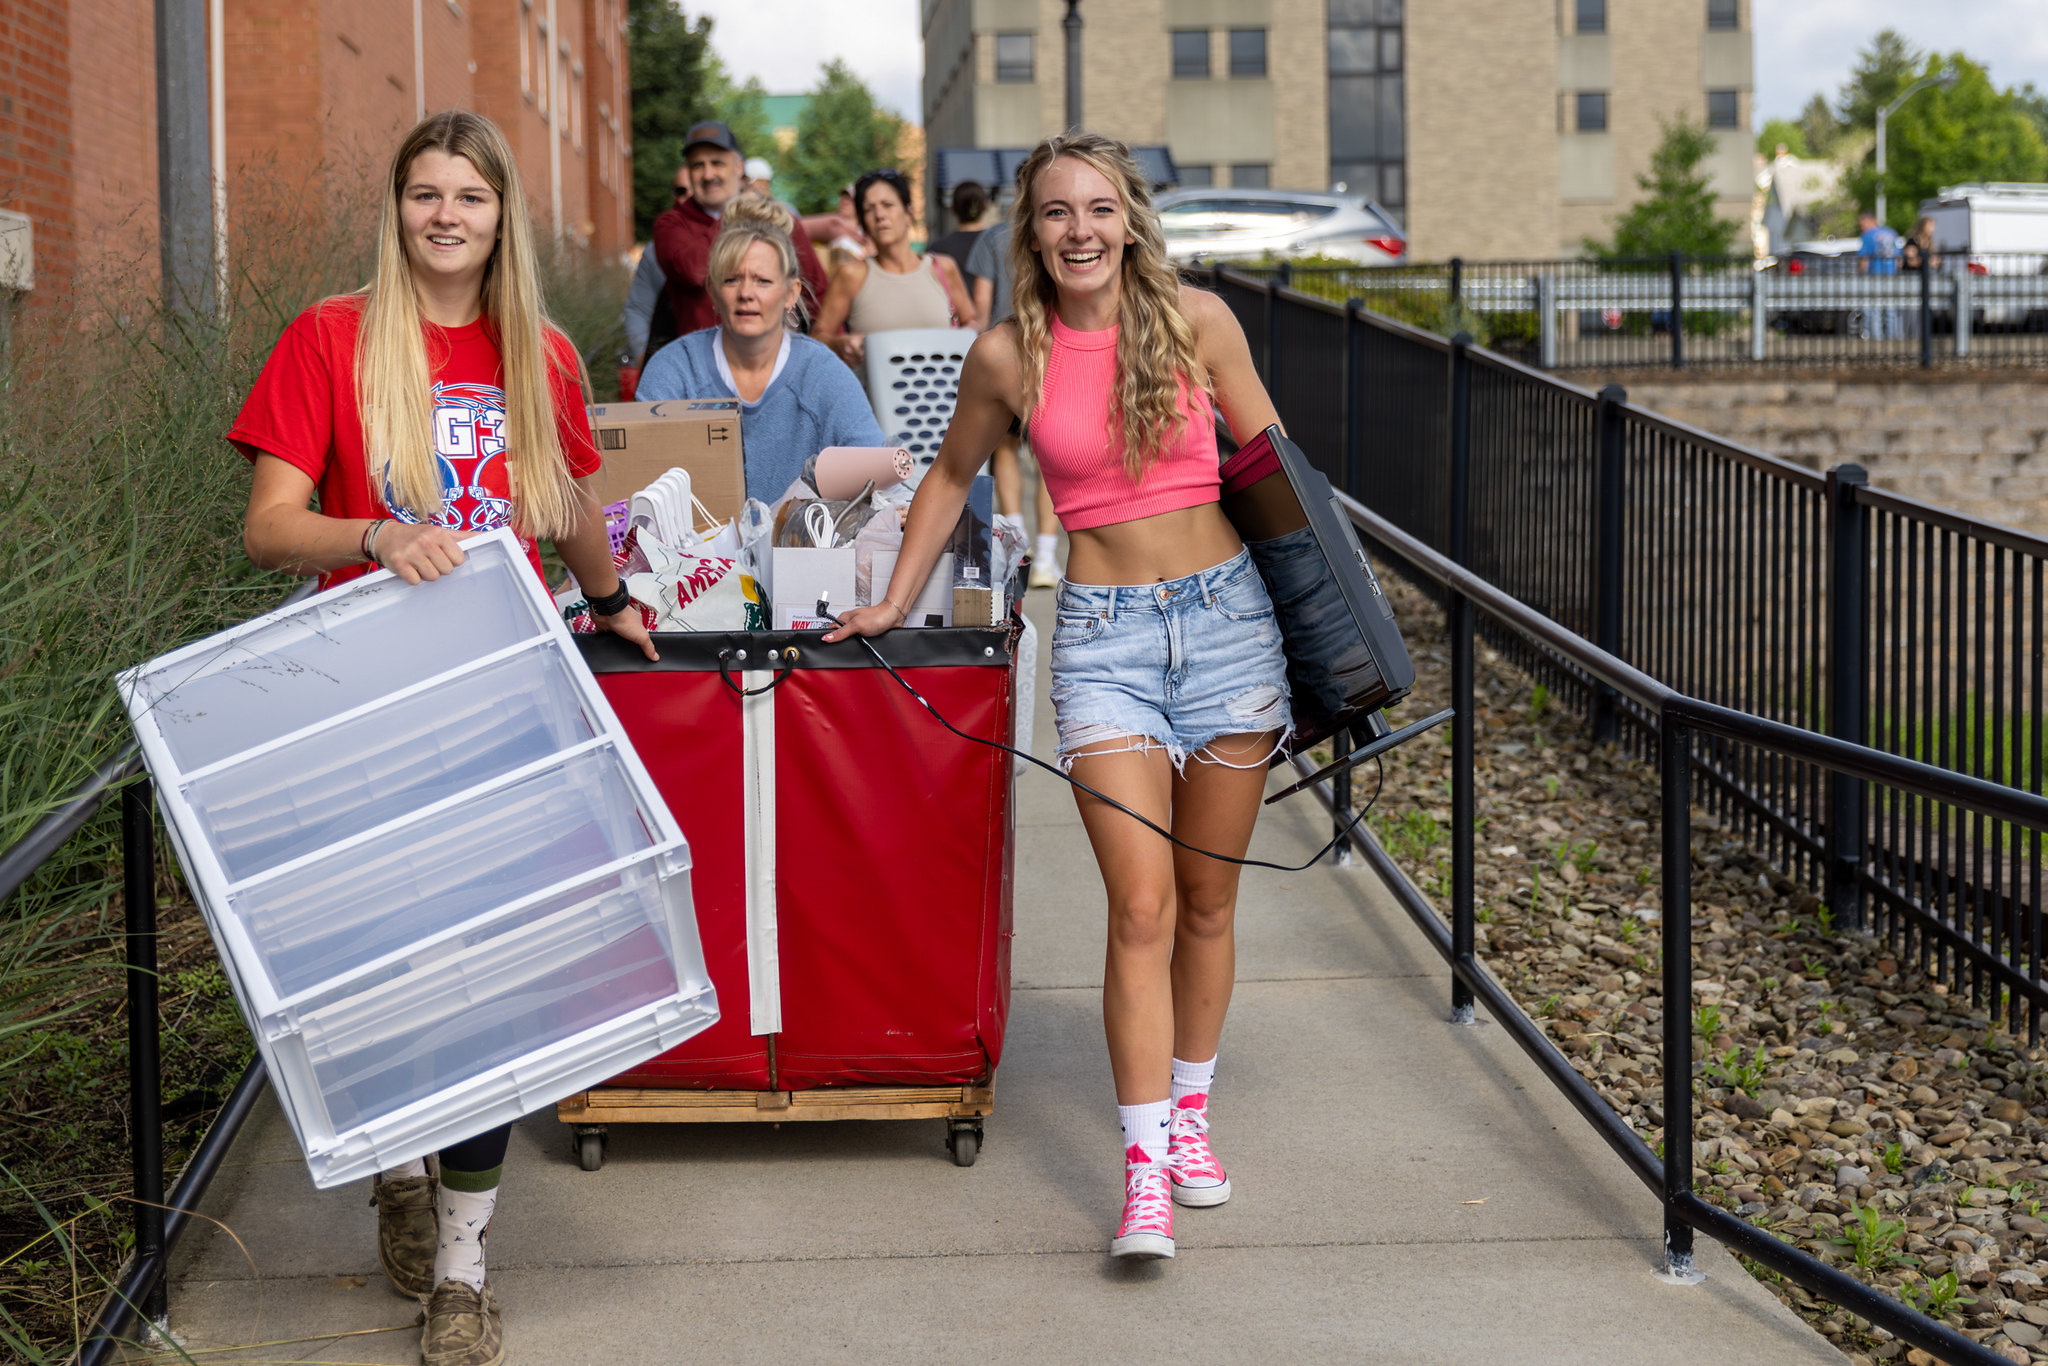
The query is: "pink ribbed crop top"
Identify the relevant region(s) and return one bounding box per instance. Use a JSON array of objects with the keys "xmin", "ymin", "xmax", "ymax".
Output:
[{"xmin": 1027, "ymin": 313, "xmax": 1218, "ymax": 531}]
